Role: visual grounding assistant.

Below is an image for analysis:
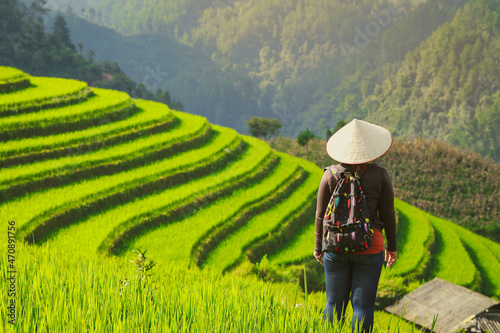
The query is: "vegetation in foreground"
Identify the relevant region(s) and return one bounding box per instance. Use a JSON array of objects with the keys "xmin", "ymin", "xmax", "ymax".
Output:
[{"xmin": 0, "ymin": 242, "xmax": 425, "ymax": 332}]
